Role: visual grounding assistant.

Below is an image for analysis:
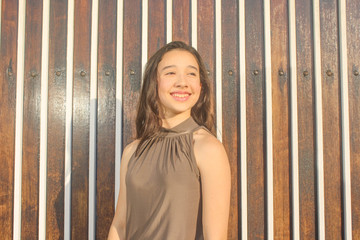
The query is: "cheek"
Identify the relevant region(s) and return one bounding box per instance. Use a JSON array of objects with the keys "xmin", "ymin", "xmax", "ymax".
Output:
[{"xmin": 192, "ymin": 82, "xmax": 202, "ymax": 95}]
